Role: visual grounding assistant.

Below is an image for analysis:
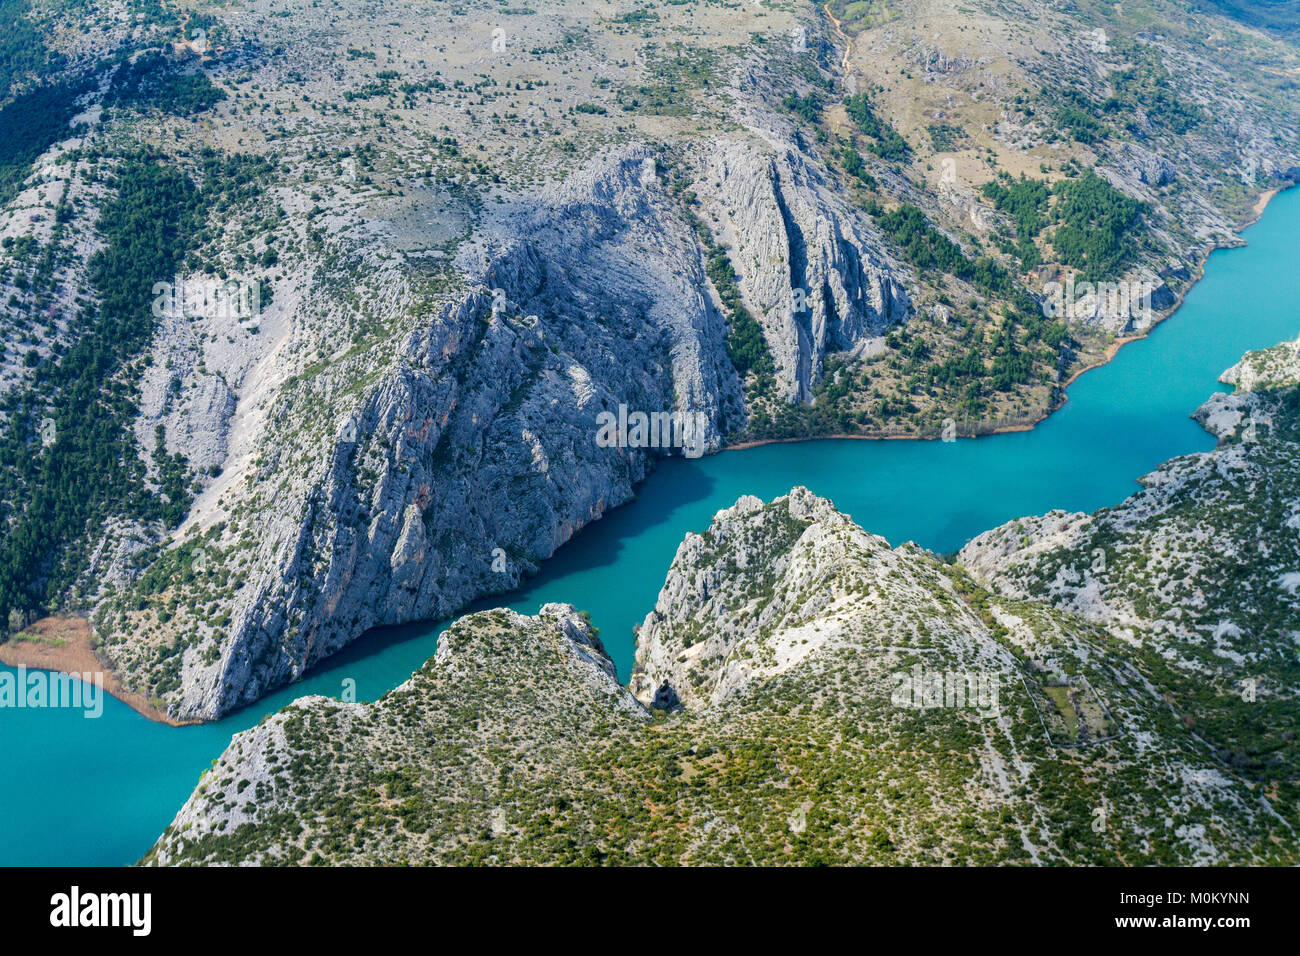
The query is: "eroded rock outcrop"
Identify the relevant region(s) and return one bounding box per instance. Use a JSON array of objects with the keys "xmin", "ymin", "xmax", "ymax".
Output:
[
  {"xmin": 695, "ymin": 141, "xmax": 910, "ymax": 401},
  {"xmin": 98, "ymin": 133, "xmax": 910, "ymax": 720},
  {"xmin": 145, "ymin": 485, "xmax": 1296, "ymax": 865}
]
